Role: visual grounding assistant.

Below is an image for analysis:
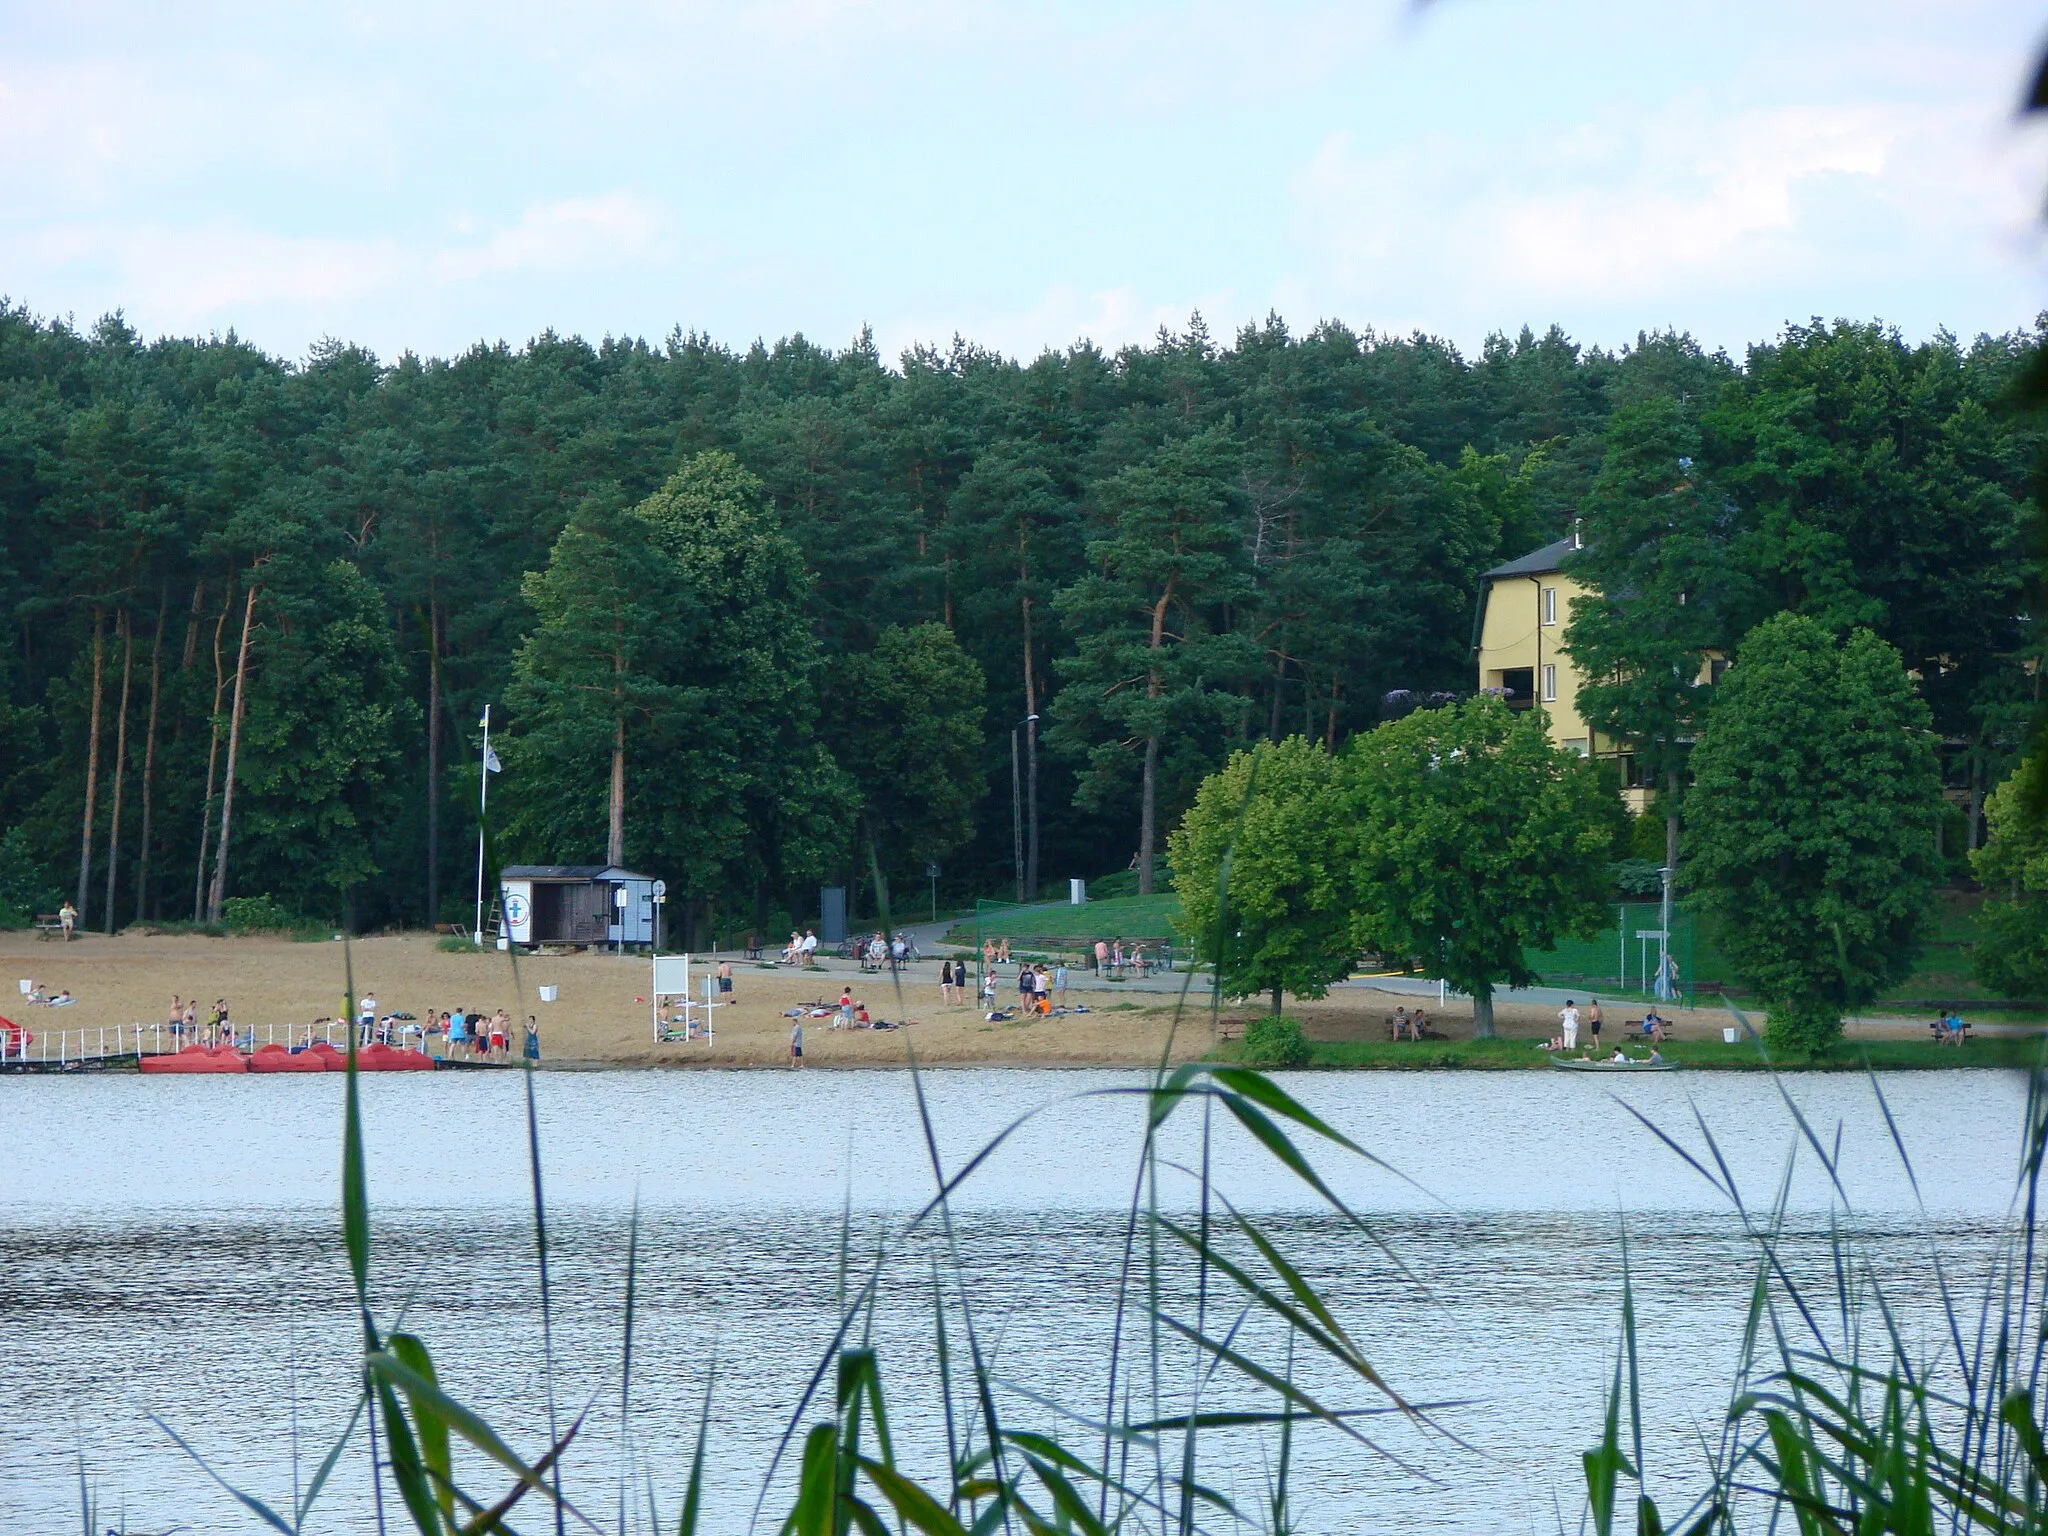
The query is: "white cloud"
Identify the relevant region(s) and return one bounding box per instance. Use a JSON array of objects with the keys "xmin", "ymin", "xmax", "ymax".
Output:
[
  {"xmin": 2, "ymin": 194, "xmax": 666, "ymax": 344},
  {"xmin": 432, "ymin": 193, "xmax": 667, "ymax": 281},
  {"xmin": 1288, "ymin": 89, "xmax": 2048, "ymax": 336}
]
